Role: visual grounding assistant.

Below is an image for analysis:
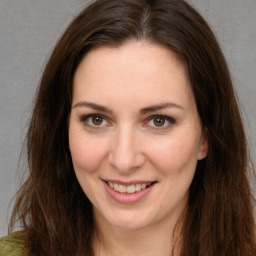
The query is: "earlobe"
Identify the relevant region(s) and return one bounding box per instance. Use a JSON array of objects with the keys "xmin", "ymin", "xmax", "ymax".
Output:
[{"xmin": 197, "ymin": 129, "xmax": 209, "ymax": 160}]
